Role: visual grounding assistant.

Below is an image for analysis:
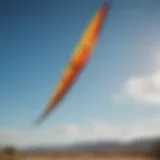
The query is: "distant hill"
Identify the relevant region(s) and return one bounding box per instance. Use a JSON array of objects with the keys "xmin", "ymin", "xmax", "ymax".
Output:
[{"xmin": 24, "ymin": 137, "xmax": 160, "ymax": 153}]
